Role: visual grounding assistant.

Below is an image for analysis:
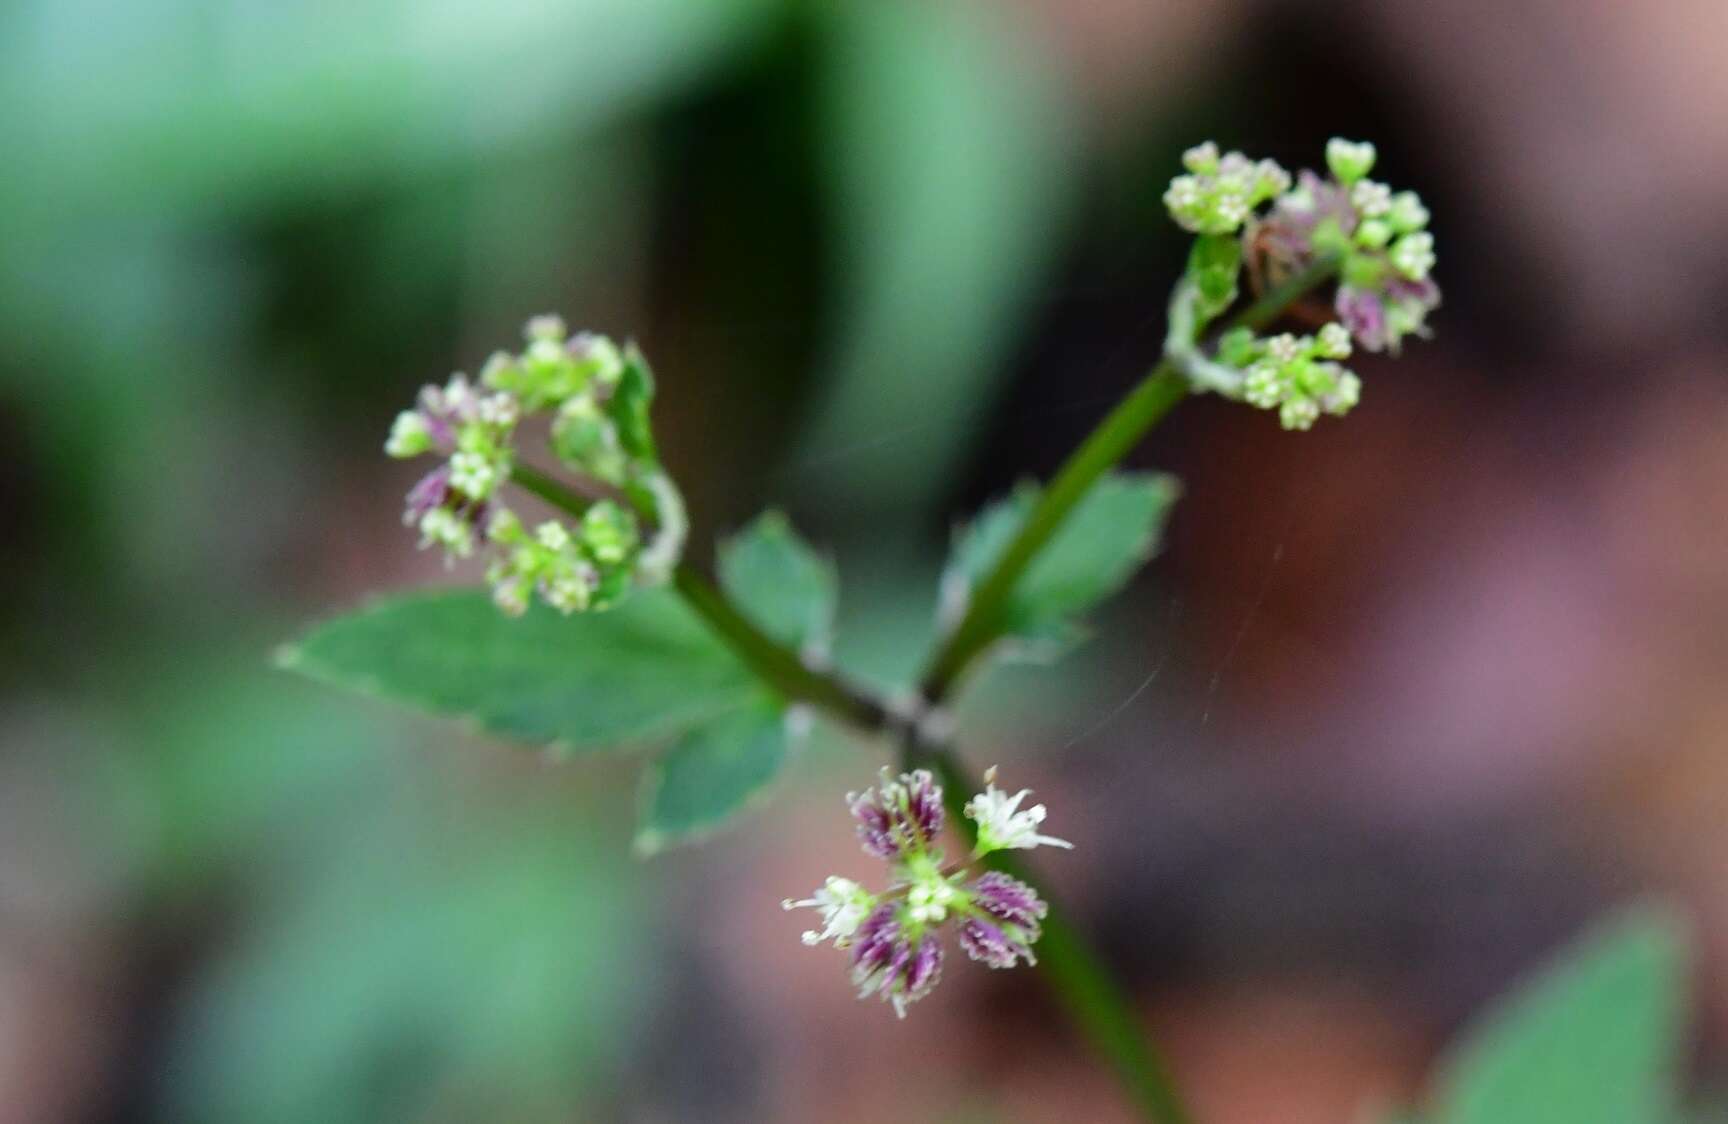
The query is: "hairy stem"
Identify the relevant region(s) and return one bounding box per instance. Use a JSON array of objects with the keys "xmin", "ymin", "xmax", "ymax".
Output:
[{"xmin": 919, "ymin": 254, "xmax": 1338, "ymax": 703}]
